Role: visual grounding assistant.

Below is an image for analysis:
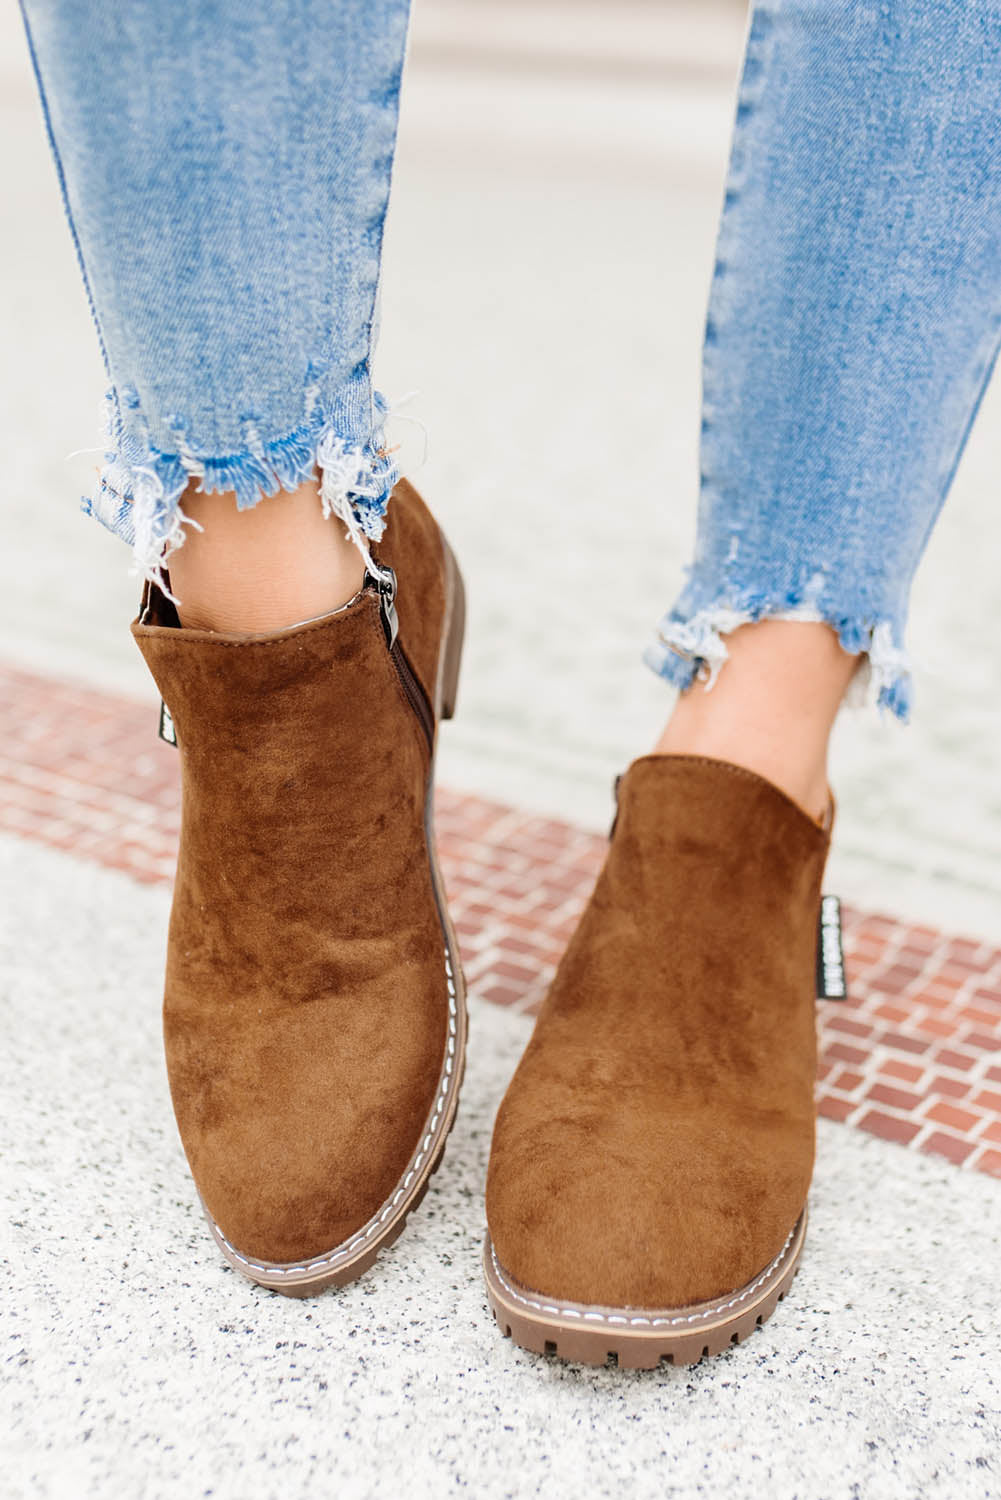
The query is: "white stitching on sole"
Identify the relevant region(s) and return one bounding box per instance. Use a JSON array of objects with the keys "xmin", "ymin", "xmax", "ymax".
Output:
[
  {"xmin": 487, "ymin": 1221, "xmax": 800, "ymax": 1330},
  {"xmin": 212, "ymin": 942, "xmax": 459, "ymax": 1282}
]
